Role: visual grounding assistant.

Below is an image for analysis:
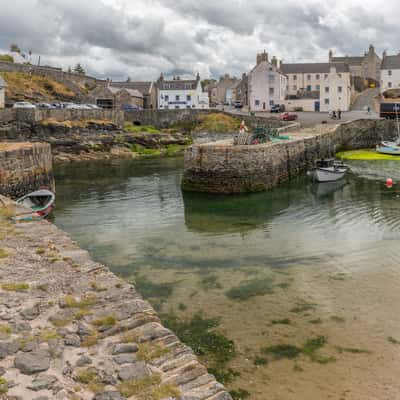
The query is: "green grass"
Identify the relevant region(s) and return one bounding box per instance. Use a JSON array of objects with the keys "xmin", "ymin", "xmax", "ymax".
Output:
[
  {"xmin": 336, "ymin": 149, "xmax": 400, "ymax": 161},
  {"xmin": 178, "ymin": 302, "xmax": 187, "ymax": 311},
  {"xmin": 124, "ymin": 122, "xmax": 160, "ymax": 134},
  {"xmin": 75, "ymin": 368, "xmax": 97, "ymax": 384},
  {"xmin": 194, "ymin": 113, "xmax": 240, "ymax": 133},
  {"xmin": 63, "ymin": 295, "xmax": 97, "ymax": 309},
  {"xmin": 117, "ymin": 374, "xmax": 180, "ymax": 400},
  {"xmin": 91, "ymin": 315, "xmax": 117, "ymax": 328},
  {"xmin": 225, "ymin": 277, "xmax": 274, "ymax": 301},
  {"xmin": 263, "ymin": 344, "xmax": 302, "ymax": 359},
  {"xmin": 133, "ymin": 275, "xmax": 176, "ymax": 302},
  {"xmin": 254, "ymin": 356, "xmax": 268, "ymax": 365},
  {"xmin": 136, "ymin": 342, "xmax": 170, "ymax": 362},
  {"xmin": 335, "ymin": 346, "xmax": 371, "ymax": 354},
  {"xmin": 0, "ymin": 324, "xmax": 11, "ymax": 336},
  {"xmin": 290, "ymin": 299, "xmax": 317, "ymax": 314},
  {"xmin": 0, "ymin": 249, "xmax": 9, "ymax": 258},
  {"xmin": 131, "ymin": 145, "xmax": 162, "ymax": 156},
  {"xmin": 0, "ymin": 377, "xmax": 7, "ymax": 395},
  {"xmin": 166, "ymin": 144, "xmax": 186, "ymax": 157},
  {"xmin": 2, "ymin": 282, "xmax": 29, "ymax": 291},
  {"xmin": 0, "ymin": 54, "xmax": 13, "ymax": 62}
]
